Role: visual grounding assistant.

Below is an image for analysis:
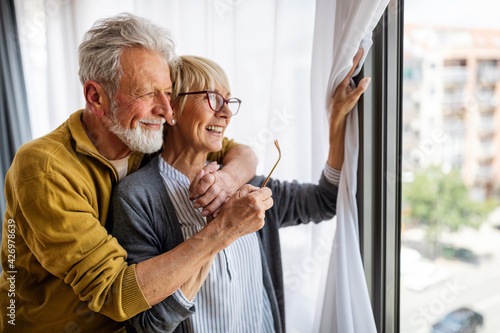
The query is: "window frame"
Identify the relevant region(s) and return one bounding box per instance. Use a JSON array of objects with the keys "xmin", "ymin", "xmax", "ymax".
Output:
[{"xmin": 357, "ymin": 0, "xmax": 404, "ymax": 332}]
